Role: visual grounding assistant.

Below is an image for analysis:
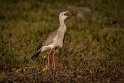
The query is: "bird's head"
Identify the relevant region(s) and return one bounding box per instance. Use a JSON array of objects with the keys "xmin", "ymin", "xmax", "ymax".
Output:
[{"xmin": 59, "ymin": 11, "xmax": 69, "ymax": 20}]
